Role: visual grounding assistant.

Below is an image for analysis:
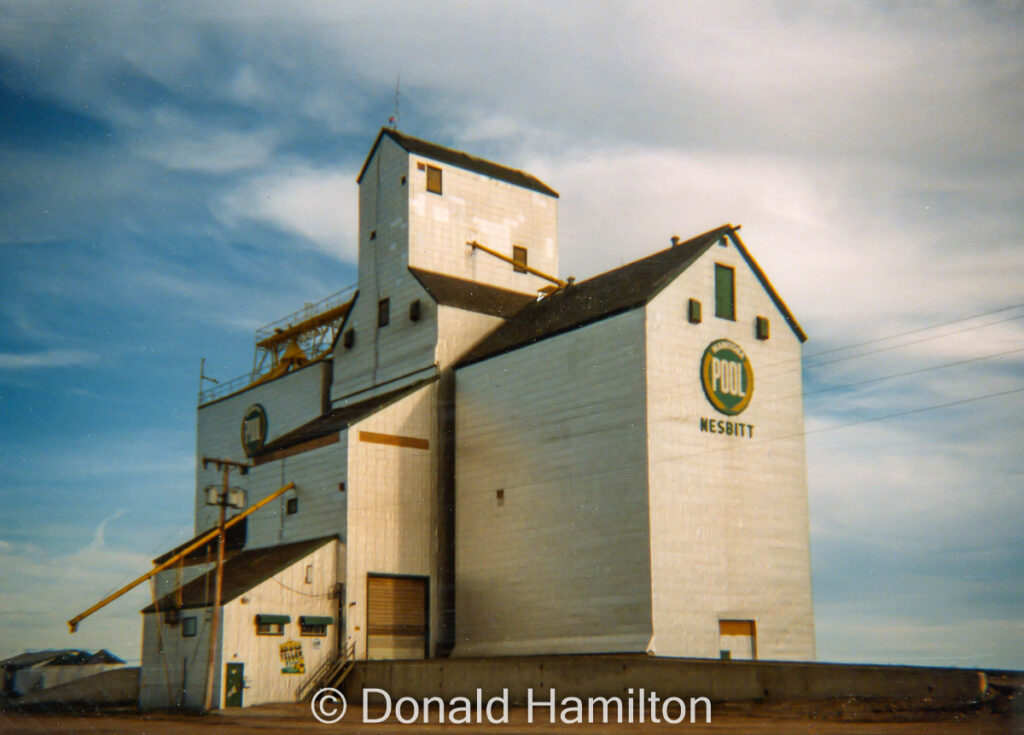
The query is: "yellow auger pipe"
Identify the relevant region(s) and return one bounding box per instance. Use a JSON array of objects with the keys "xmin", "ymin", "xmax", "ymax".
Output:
[
  {"xmin": 67, "ymin": 481, "xmax": 296, "ymax": 633},
  {"xmin": 467, "ymin": 240, "xmax": 567, "ymax": 288}
]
